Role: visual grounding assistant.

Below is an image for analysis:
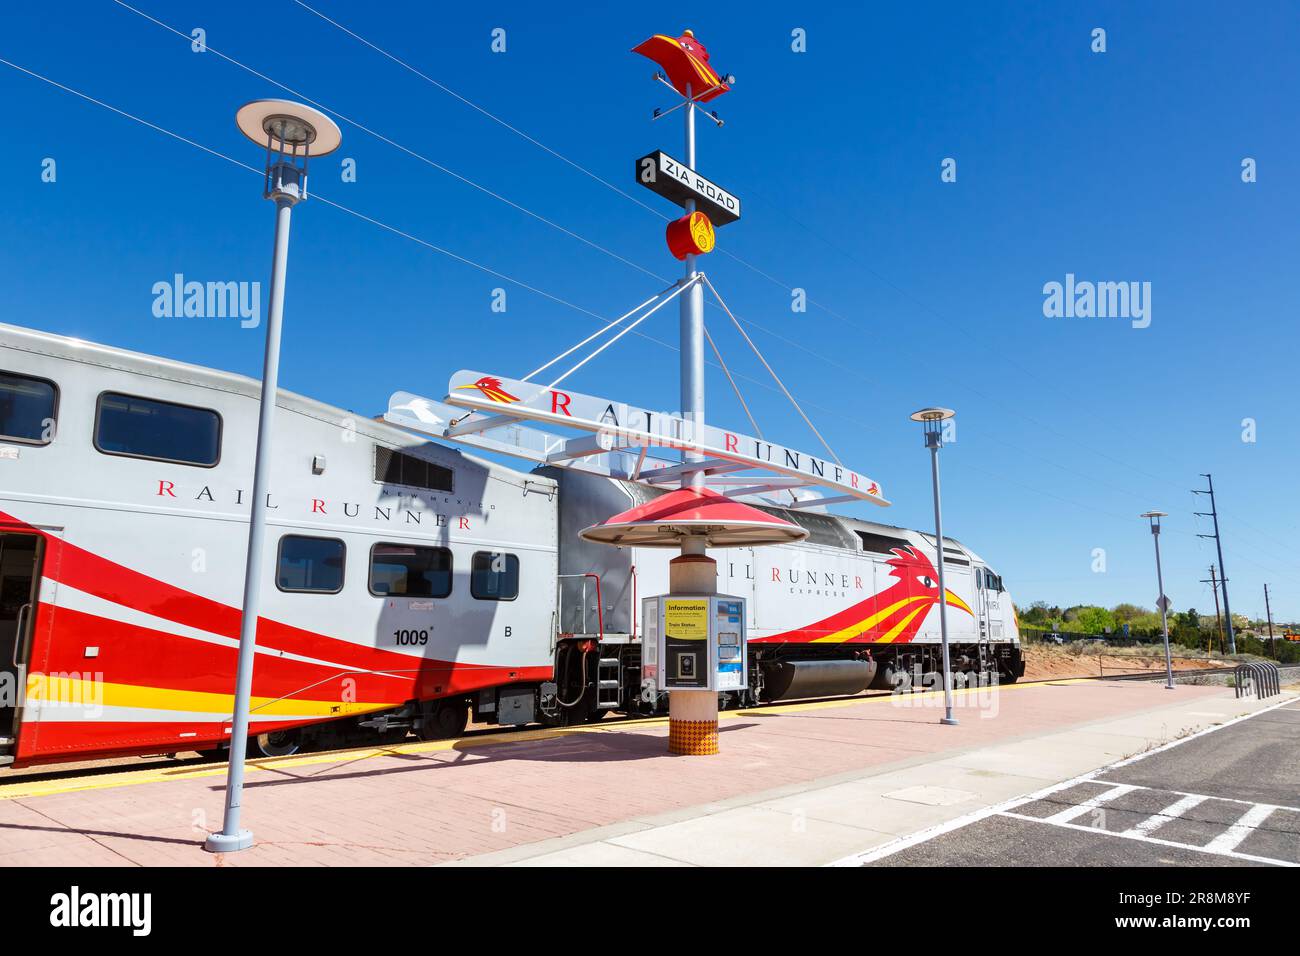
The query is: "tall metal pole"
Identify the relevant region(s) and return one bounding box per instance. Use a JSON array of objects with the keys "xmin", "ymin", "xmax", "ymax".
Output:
[
  {"xmin": 680, "ymin": 82, "xmax": 705, "ymax": 490},
  {"xmin": 1205, "ymin": 565, "xmax": 1223, "ymax": 654},
  {"xmin": 1195, "ymin": 474, "xmax": 1236, "ymax": 654},
  {"xmin": 1146, "ymin": 515, "xmax": 1175, "ymax": 690},
  {"xmin": 1264, "ymin": 584, "xmax": 1275, "ymax": 658},
  {"xmin": 665, "ymin": 78, "xmax": 716, "ymax": 755},
  {"xmin": 205, "ymin": 195, "xmax": 295, "ymax": 853},
  {"xmin": 927, "ymin": 435, "xmax": 957, "ymax": 725}
]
